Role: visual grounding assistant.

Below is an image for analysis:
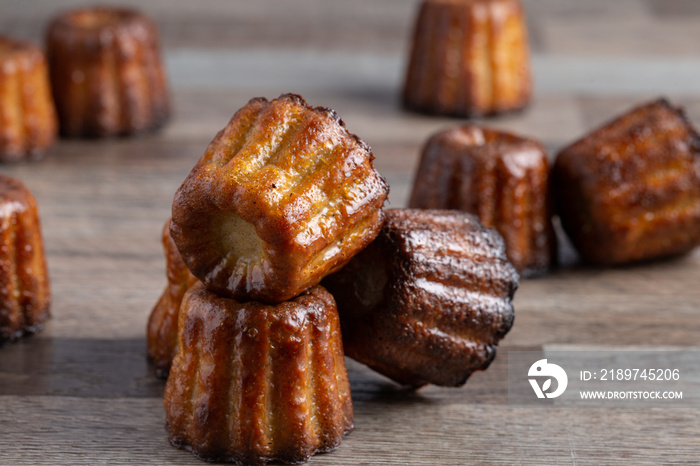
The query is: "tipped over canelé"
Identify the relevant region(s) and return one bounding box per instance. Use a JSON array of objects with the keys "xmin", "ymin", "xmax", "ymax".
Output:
[
  {"xmin": 164, "ymin": 282, "xmax": 353, "ymax": 464},
  {"xmin": 410, "ymin": 125, "xmax": 555, "ymax": 275},
  {"xmin": 552, "ymin": 99, "xmax": 700, "ymax": 265},
  {"xmin": 402, "ymin": 0, "xmax": 532, "ymax": 117},
  {"xmin": 147, "ymin": 219, "xmax": 197, "ymax": 378},
  {"xmin": 0, "ymin": 35, "xmax": 57, "ymax": 162},
  {"xmin": 0, "ymin": 175, "xmax": 50, "ymax": 344},
  {"xmin": 170, "ymin": 93, "xmax": 389, "ymax": 304},
  {"xmin": 46, "ymin": 6, "xmax": 170, "ymax": 137},
  {"xmin": 323, "ymin": 209, "xmax": 518, "ymax": 388}
]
